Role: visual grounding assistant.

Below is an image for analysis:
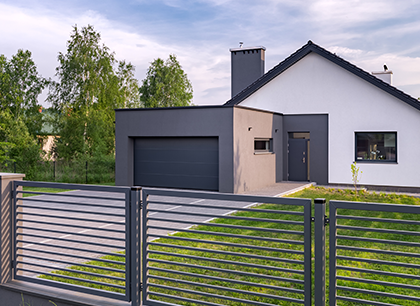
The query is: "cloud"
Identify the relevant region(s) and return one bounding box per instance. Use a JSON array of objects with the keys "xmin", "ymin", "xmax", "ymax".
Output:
[
  {"xmin": 308, "ymin": 0, "xmax": 416, "ymax": 26},
  {"xmin": 1, "ymin": 0, "xmax": 419, "ymax": 105}
]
